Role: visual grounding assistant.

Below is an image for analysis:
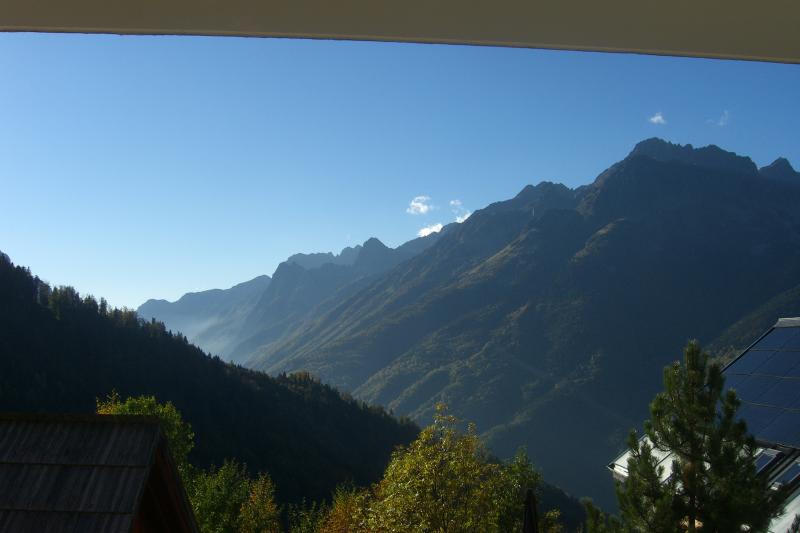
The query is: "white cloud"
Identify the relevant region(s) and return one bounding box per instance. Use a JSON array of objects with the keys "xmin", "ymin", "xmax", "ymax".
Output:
[
  {"xmin": 417, "ymin": 223, "xmax": 443, "ymax": 237},
  {"xmin": 705, "ymin": 110, "xmax": 731, "ymax": 127},
  {"xmin": 649, "ymin": 112, "xmax": 667, "ymax": 125},
  {"xmin": 449, "ymin": 198, "xmax": 471, "ymax": 223},
  {"xmin": 406, "ymin": 196, "xmax": 433, "ymax": 215}
]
